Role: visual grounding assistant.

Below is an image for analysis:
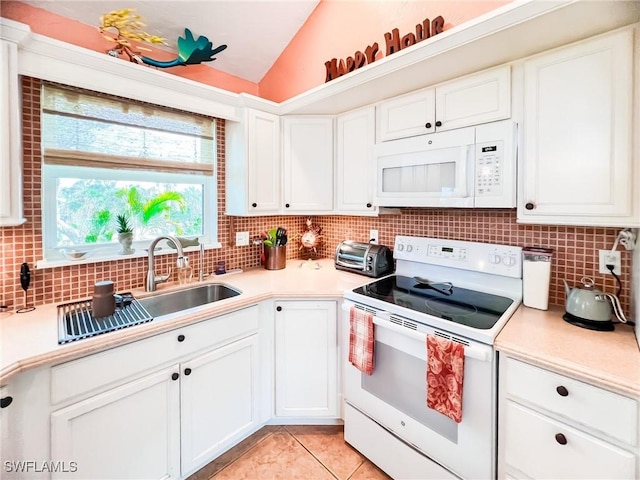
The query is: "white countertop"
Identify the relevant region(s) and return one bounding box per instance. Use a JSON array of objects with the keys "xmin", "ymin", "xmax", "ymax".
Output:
[
  {"xmin": 2, "ymin": 260, "xmax": 639, "ymax": 399},
  {"xmin": 0, "ymin": 259, "xmax": 366, "ymax": 385},
  {"xmin": 495, "ymin": 306, "xmax": 640, "ymax": 397}
]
